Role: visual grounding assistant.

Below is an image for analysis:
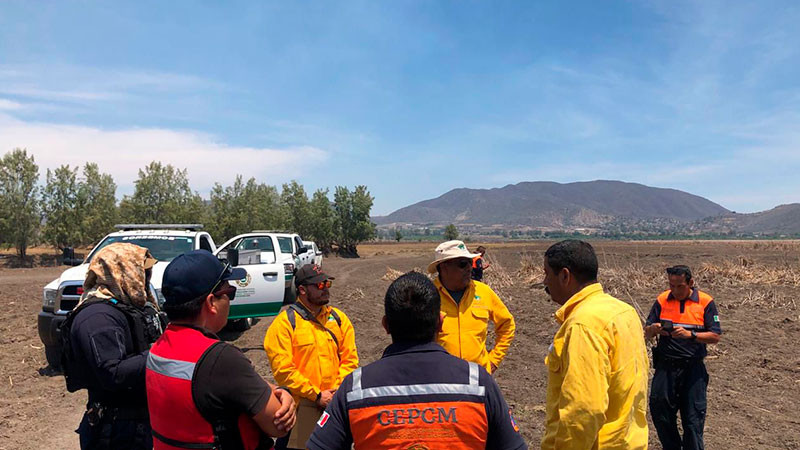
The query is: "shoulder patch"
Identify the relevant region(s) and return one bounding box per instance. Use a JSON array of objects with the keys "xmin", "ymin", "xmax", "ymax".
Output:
[
  {"xmin": 317, "ymin": 411, "xmax": 330, "ymax": 427},
  {"xmin": 713, "ymin": 315, "xmax": 720, "ymax": 322}
]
